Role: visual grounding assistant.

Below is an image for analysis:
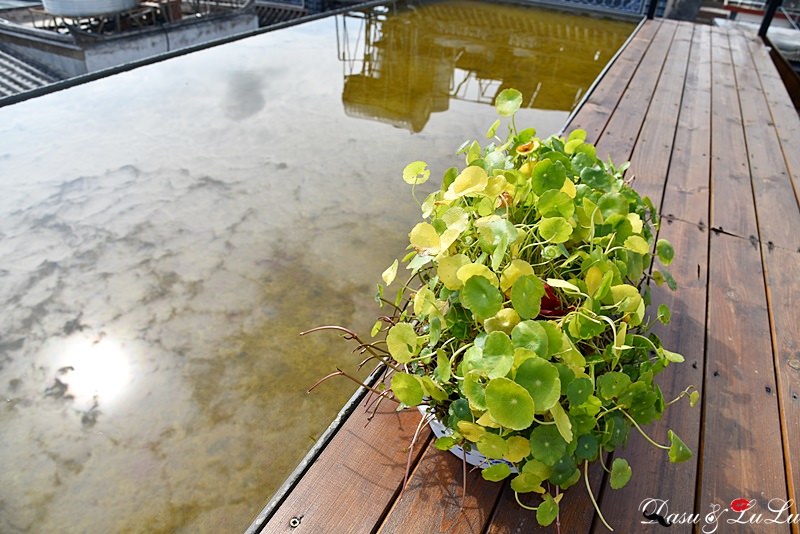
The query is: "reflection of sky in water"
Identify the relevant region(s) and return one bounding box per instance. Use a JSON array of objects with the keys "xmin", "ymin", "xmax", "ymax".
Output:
[{"xmin": 0, "ymin": 2, "xmax": 633, "ymax": 531}]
